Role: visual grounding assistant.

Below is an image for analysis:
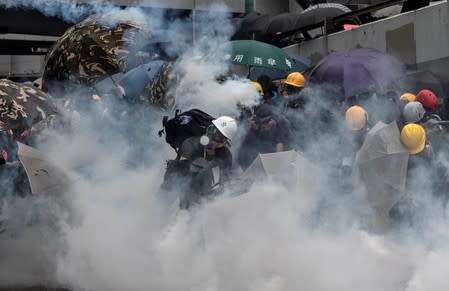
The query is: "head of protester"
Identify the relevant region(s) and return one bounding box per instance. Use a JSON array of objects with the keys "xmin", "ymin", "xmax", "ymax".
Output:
[
  {"xmin": 249, "ymin": 104, "xmax": 278, "ymax": 132},
  {"xmin": 345, "ymin": 105, "xmax": 368, "ymax": 131},
  {"xmin": 400, "ymin": 92, "xmax": 416, "ymax": 103},
  {"xmin": 160, "ymin": 110, "xmax": 237, "ymax": 209},
  {"xmin": 403, "ymin": 101, "xmax": 426, "ymax": 124},
  {"xmin": 284, "ymin": 72, "xmax": 305, "ymax": 94},
  {"xmin": 283, "ymin": 72, "xmax": 307, "ymax": 109},
  {"xmin": 400, "ymin": 123, "xmax": 426, "ymax": 155},
  {"xmin": 257, "ymin": 74, "xmax": 281, "ymax": 105},
  {"xmin": 251, "ymin": 81, "xmax": 264, "ymax": 98},
  {"xmin": 416, "ymin": 89, "xmax": 439, "ymax": 110},
  {"xmin": 201, "ymin": 116, "xmax": 238, "ymax": 148}
]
